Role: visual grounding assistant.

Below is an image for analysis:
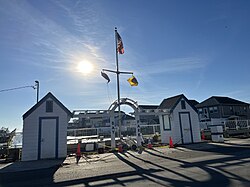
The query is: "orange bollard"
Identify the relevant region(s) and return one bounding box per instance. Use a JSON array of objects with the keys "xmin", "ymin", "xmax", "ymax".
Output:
[
  {"xmin": 201, "ymin": 131, "xmax": 205, "ymax": 140},
  {"xmin": 118, "ymin": 144, "xmax": 123, "ymax": 153},
  {"xmin": 147, "ymin": 139, "xmax": 153, "ymax": 149},
  {"xmin": 169, "ymin": 137, "xmax": 174, "ymax": 148}
]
